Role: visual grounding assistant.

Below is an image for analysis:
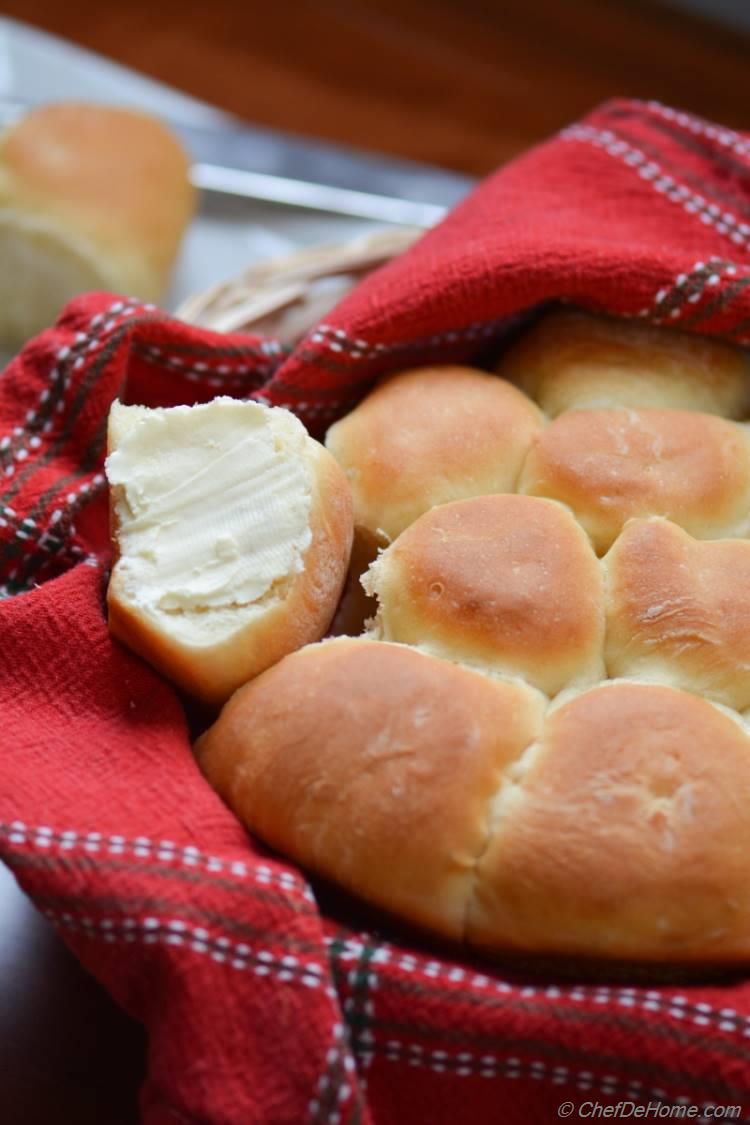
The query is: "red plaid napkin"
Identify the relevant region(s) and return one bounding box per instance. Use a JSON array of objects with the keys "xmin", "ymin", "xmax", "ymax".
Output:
[{"xmin": 2, "ymin": 98, "xmax": 750, "ymax": 1125}]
